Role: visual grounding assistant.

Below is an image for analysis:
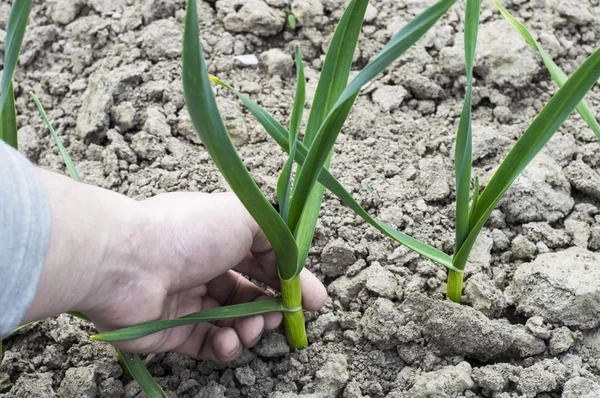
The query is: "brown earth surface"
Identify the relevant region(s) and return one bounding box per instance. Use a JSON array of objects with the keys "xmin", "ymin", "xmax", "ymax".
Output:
[{"xmin": 2, "ymin": 0, "xmax": 600, "ymax": 397}]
